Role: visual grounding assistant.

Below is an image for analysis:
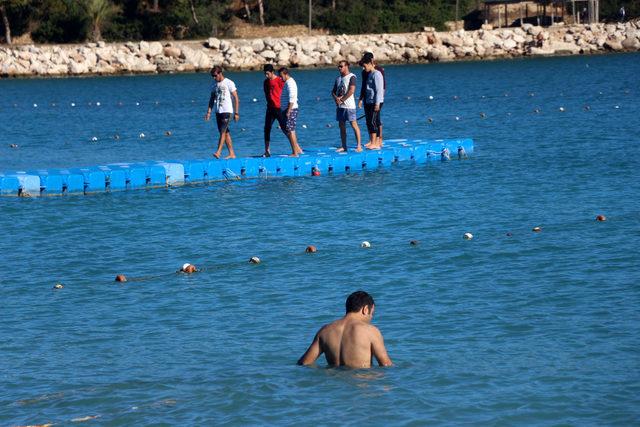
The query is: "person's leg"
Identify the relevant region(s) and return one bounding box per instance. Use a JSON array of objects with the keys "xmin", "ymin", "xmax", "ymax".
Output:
[
  {"xmin": 224, "ymin": 131, "xmax": 236, "ymax": 159},
  {"xmin": 368, "ymin": 108, "xmax": 381, "ymax": 149},
  {"xmin": 263, "ymin": 109, "xmax": 273, "ymax": 157},
  {"xmin": 213, "ymin": 113, "xmax": 228, "ymax": 158},
  {"xmin": 350, "ymin": 120, "xmax": 362, "ymax": 152},
  {"xmin": 286, "ymin": 109, "xmax": 302, "ymax": 155},
  {"xmin": 377, "ymin": 103, "xmax": 384, "ymax": 147},
  {"xmin": 364, "ymin": 104, "xmax": 377, "ymax": 148},
  {"xmin": 338, "ymin": 121, "xmax": 347, "ymax": 151}
]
